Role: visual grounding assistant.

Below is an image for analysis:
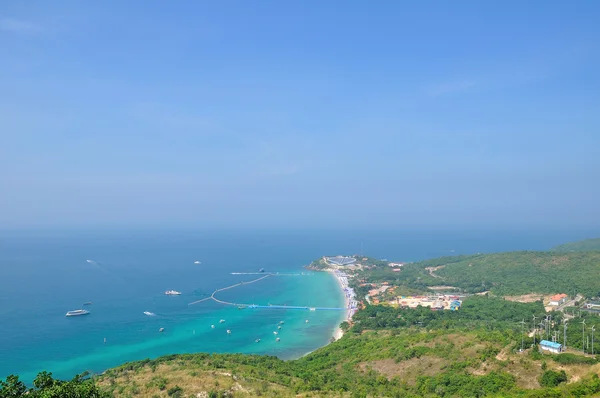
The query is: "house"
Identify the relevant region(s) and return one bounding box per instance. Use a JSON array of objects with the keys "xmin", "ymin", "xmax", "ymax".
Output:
[
  {"xmin": 540, "ymin": 340, "xmax": 563, "ymax": 354},
  {"xmin": 549, "ymin": 294, "xmax": 568, "ymax": 306}
]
